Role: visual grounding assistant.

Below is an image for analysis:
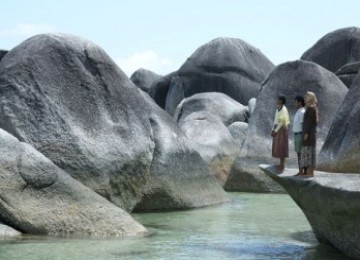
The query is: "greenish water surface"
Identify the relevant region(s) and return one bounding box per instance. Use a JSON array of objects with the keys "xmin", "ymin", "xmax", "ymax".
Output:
[{"xmin": 0, "ymin": 193, "xmax": 347, "ymax": 259}]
